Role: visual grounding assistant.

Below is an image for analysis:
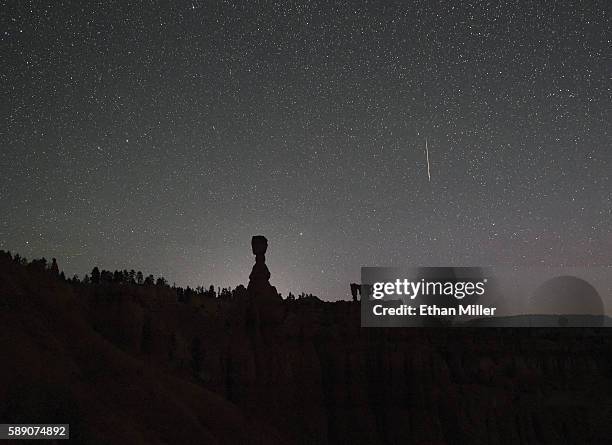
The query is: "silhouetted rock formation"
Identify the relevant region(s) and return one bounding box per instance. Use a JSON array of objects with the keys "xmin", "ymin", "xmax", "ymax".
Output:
[
  {"xmin": 350, "ymin": 283, "xmax": 361, "ymax": 301},
  {"xmin": 0, "ymin": 252, "xmax": 284, "ymax": 445},
  {"xmin": 247, "ymin": 235, "xmax": 280, "ymax": 302},
  {"xmin": 3, "ymin": 252, "xmax": 612, "ymax": 444}
]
